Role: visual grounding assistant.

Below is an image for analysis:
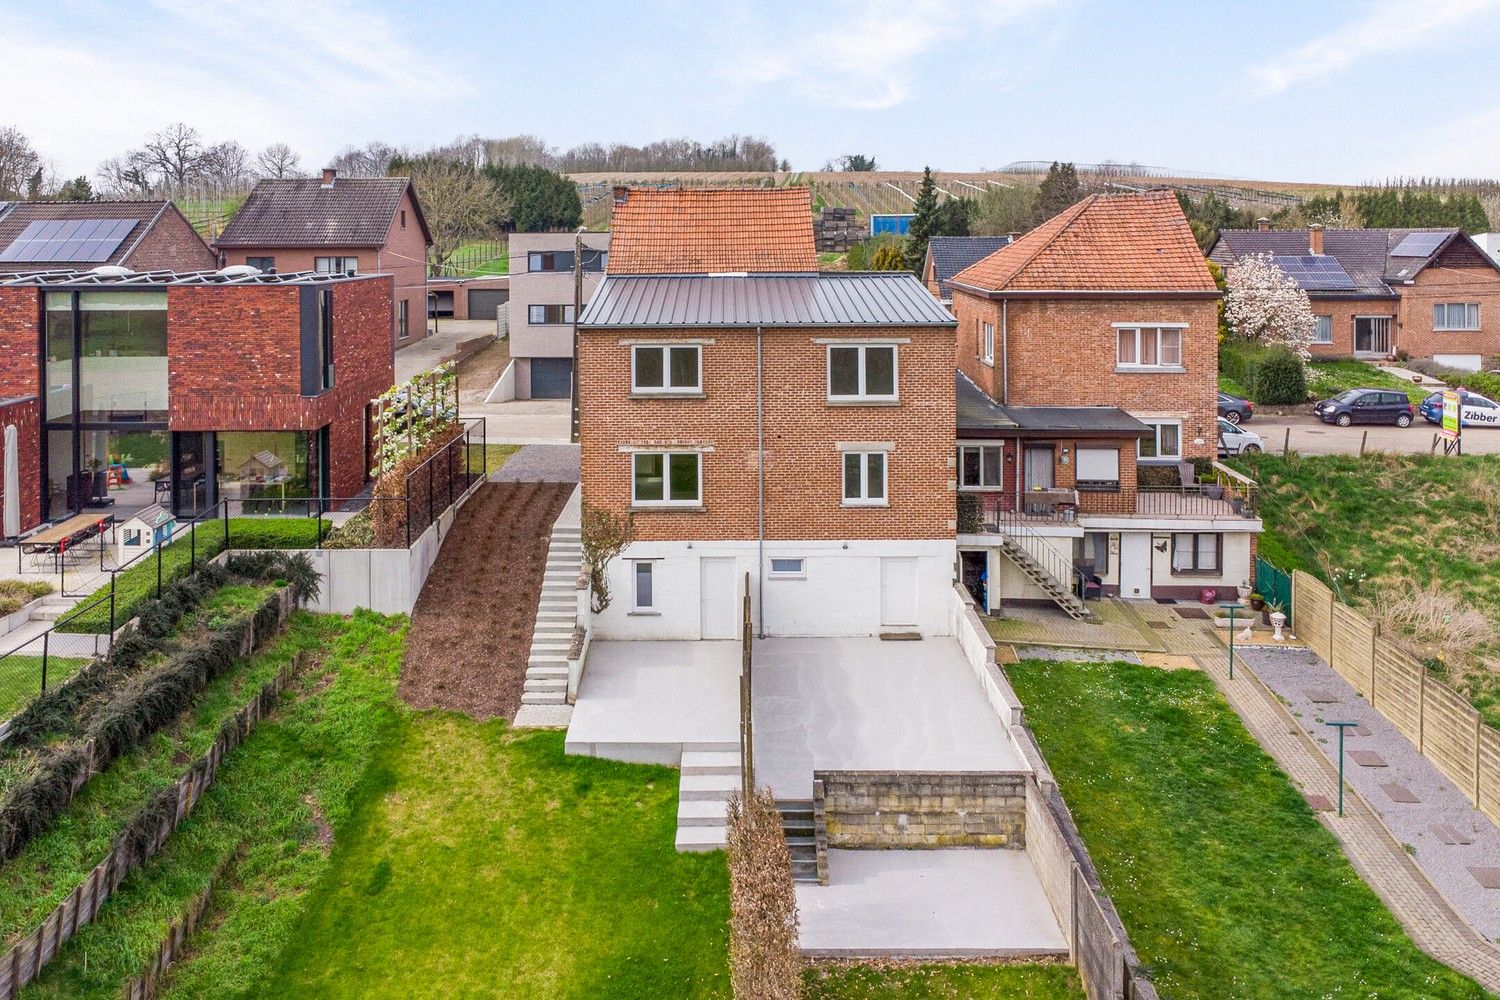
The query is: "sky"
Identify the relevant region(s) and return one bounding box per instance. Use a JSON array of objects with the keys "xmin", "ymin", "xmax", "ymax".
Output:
[{"xmin": 4, "ymin": 0, "xmax": 1499, "ymax": 185}]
